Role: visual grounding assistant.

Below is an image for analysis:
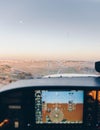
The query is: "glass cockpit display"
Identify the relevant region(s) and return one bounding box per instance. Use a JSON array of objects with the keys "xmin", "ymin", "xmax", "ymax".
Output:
[{"xmin": 35, "ymin": 90, "xmax": 84, "ymax": 124}]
